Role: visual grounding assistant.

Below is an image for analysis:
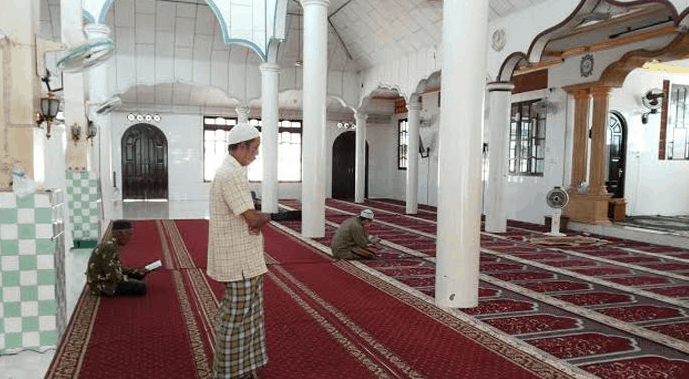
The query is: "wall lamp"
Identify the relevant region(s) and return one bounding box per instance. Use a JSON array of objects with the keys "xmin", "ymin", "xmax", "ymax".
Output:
[{"xmin": 35, "ymin": 92, "xmax": 60, "ymax": 139}]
